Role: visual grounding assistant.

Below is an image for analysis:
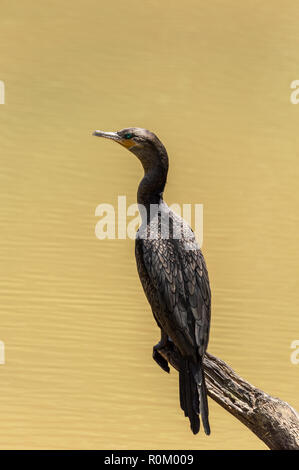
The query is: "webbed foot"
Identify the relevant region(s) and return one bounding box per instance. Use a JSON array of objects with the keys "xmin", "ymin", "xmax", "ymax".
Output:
[{"xmin": 152, "ymin": 331, "xmax": 171, "ymax": 373}]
